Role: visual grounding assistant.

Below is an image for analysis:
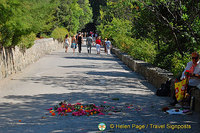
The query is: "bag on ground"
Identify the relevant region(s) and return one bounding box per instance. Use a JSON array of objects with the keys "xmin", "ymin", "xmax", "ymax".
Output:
[
  {"xmin": 156, "ymin": 80, "xmax": 171, "ymax": 96},
  {"xmin": 175, "ymin": 79, "xmax": 187, "ymax": 102}
]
